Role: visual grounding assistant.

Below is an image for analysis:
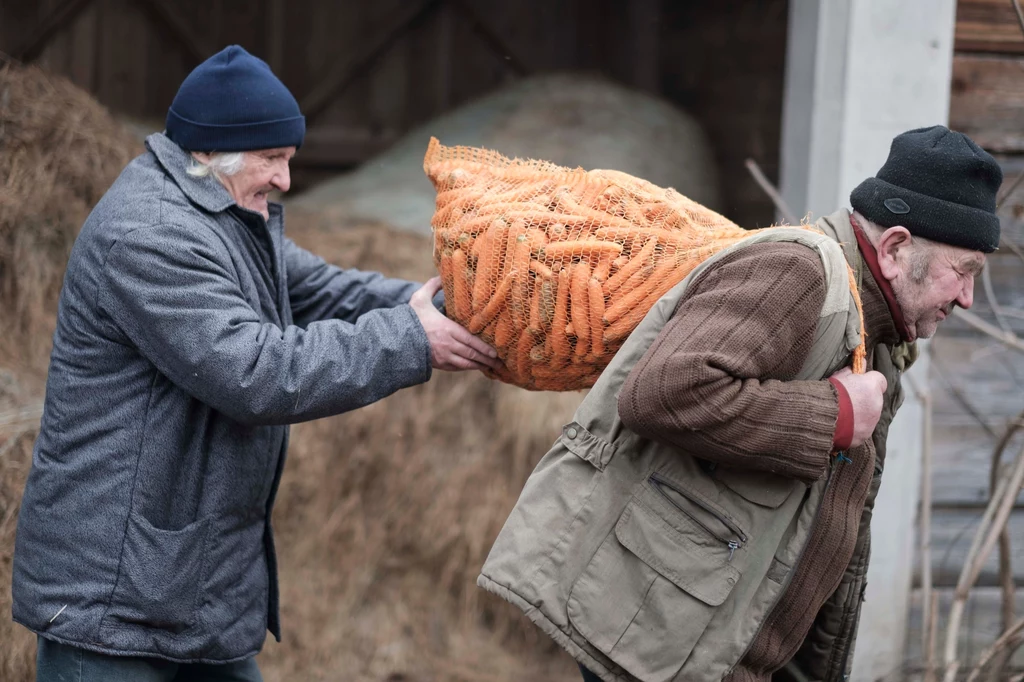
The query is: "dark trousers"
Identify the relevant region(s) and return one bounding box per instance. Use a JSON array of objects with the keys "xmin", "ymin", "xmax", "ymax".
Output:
[
  {"xmin": 579, "ymin": 663, "xmax": 603, "ymax": 682},
  {"xmin": 36, "ymin": 637, "xmax": 263, "ymax": 682}
]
